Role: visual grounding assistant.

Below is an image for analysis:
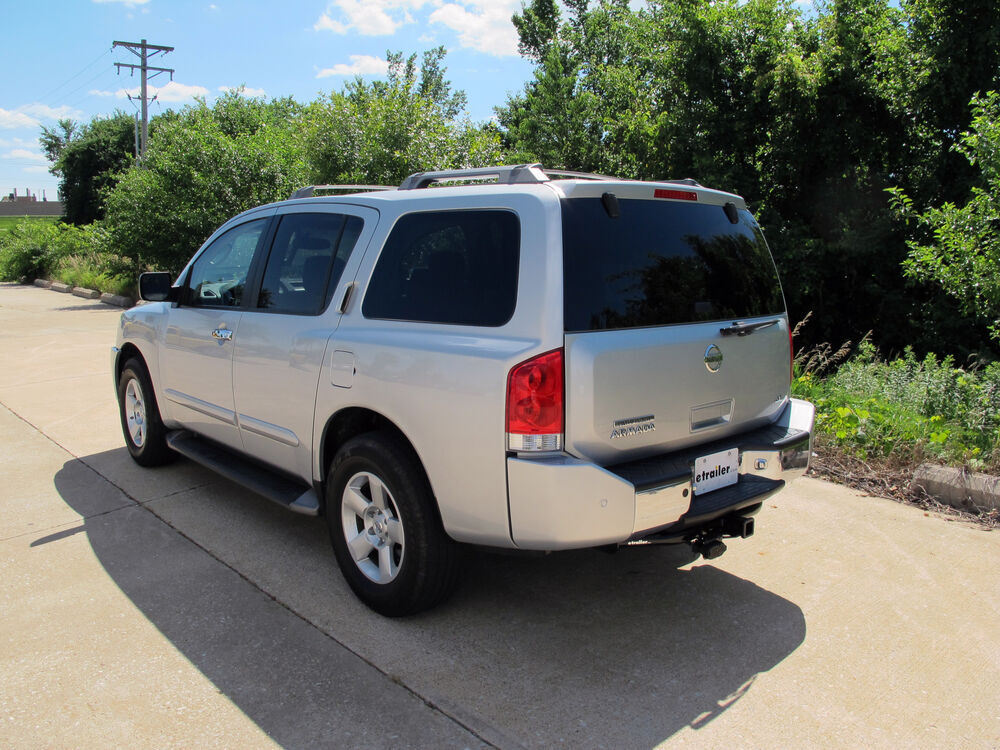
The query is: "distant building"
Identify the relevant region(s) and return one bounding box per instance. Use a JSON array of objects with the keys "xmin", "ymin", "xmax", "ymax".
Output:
[{"xmin": 0, "ymin": 188, "xmax": 64, "ymax": 217}]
